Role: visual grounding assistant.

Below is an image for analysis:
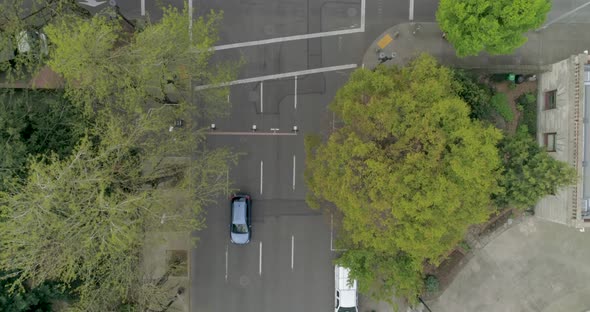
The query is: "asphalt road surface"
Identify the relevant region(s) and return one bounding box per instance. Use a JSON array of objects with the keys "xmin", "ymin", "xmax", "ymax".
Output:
[
  {"xmin": 51, "ymin": 0, "xmax": 590, "ymax": 311},
  {"xmin": 188, "ymin": 0, "xmax": 439, "ymax": 311}
]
